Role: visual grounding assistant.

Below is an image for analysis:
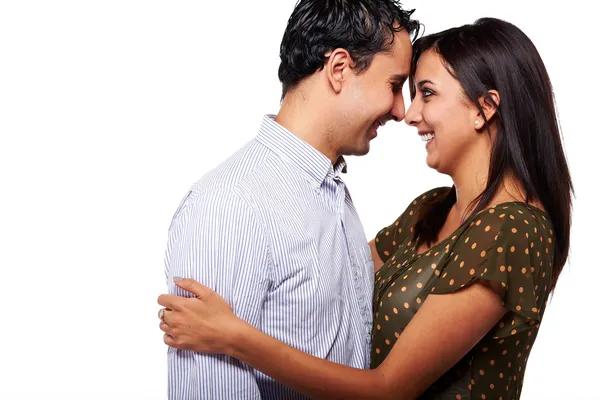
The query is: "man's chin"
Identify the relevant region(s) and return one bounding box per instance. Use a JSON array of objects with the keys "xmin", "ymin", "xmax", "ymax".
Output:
[{"xmin": 353, "ymin": 144, "xmax": 371, "ymax": 157}]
